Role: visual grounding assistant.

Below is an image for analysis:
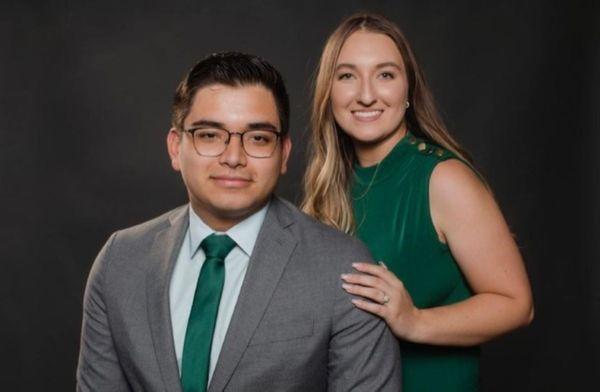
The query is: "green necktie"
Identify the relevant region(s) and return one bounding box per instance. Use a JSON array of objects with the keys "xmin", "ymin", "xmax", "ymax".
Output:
[{"xmin": 181, "ymin": 233, "xmax": 236, "ymax": 392}]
